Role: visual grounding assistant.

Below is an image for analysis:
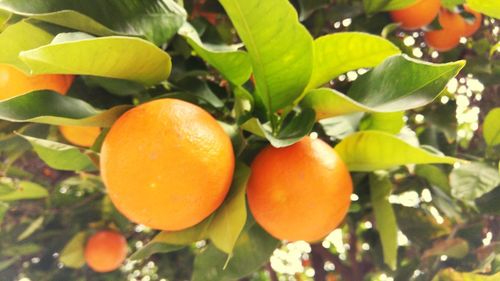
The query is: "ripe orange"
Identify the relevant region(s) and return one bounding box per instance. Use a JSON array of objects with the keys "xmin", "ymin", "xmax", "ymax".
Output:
[
  {"xmin": 84, "ymin": 230, "xmax": 127, "ymax": 273},
  {"xmin": 0, "ymin": 64, "xmax": 74, "ymax": 100},
  {"xmin": 424, "ymin": 9, "xmax": 466, "ymax": 51},
  {"xmin": 59, "ymin": 126, "xmax": 101, "ymax": 147},
  {"xmin": 247, "ymin": 137, "xmax": 353, "ymax": 242},
  {"xmin": 100, "ymin": 99, "xmax": 235, "ymax": 231},
  {"xmin": 390, "ymin": 0, "xmax": 441, "ymax": 30},
  {"xmin": 463, "ymin": 6, "xmax": 482, "ymax": 36}
]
